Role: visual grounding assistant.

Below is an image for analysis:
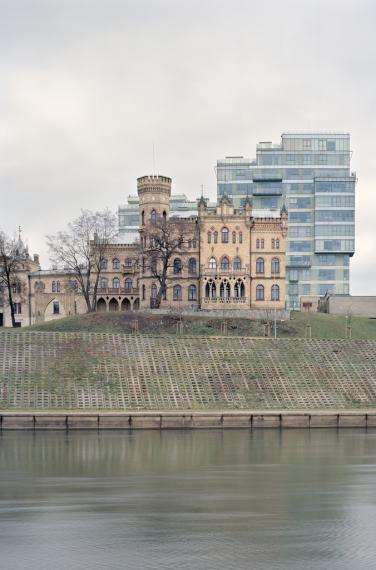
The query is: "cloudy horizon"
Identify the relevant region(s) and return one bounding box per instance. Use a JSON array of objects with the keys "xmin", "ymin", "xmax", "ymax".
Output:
[{"xmin": 1, "ymin": 0, "xmax": 375, "ymax": 294}]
